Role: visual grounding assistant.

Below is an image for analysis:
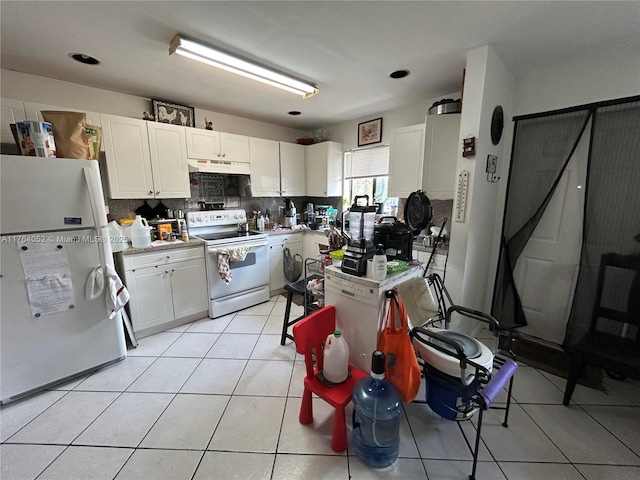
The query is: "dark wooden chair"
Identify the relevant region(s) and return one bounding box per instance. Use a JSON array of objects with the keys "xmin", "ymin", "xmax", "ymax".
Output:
[{"xmin": 563, "ymin": 252, "xmax": 640, "ymax": 405}]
